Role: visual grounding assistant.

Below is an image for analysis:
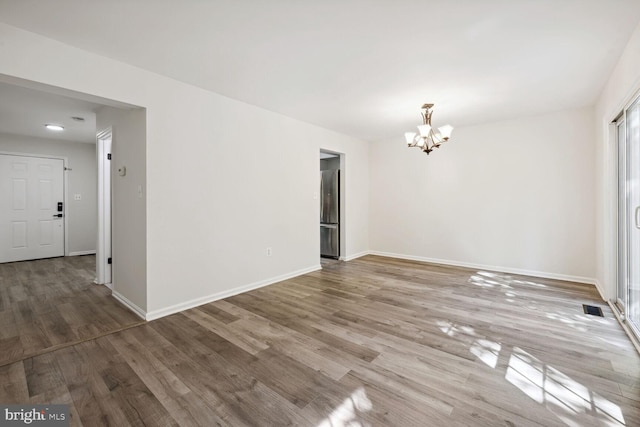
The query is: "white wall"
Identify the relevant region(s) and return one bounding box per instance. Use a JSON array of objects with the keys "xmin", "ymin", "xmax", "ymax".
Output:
[
  {"xmin": 0, "ymin": 133, "xmax": 96, "ymax": 255},
  {"xmin": 595, "ymin": 21, "xmax": 640, "ymax": 299},
  {"xmin": 370, "ymin": 107, "xmax": 596, "ymax": 283},
  {"xmin": 0, "ymin": 23, "xmax": 370, "ymax": 318},
  {"xmin": 96, "ymin": 107, "xmax": 147, "ymax": 312}
]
